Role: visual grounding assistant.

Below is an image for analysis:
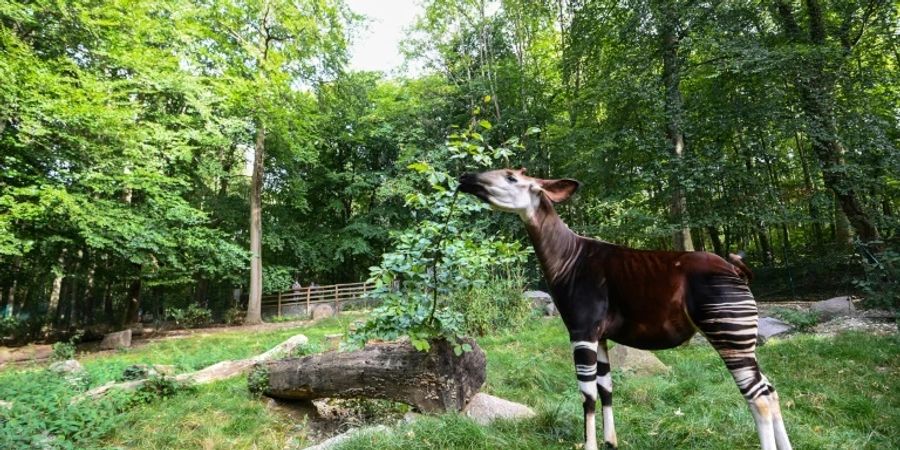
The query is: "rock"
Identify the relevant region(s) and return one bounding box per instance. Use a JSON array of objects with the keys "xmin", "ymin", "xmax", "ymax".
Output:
[
  {"xmin": 757, "ymin": 317, "xmax": 793, "ymax": 343},
  {"xmin": 402, "ymin": 412, "xmax": 421, "ymax": 423},
  {"xmin": 810, "ymin": 296, "xmax": 854, "ymax": 320},
  {"xmin": 544, "ymin": 303, "xmax": 558, "ymax": 317},
  {"xmin": 609, "ymin": 345, "xmax": 668, "ymax": 376},
  {"xmin": 49, "ymin": 359, "xmax": 85, "ymax": 375},
  {"xmin": 324, "ymin": 334, "xmax": 343, "ymax": 351},
  {"xmin": 153, "ymin": 364, "xmax": 177, "ymax": 376},
  {"xmin": 99, "ymin": 329, "xmax": 132, "ymax": 350},
  {"xmin": 301, "ymin": 425, "xmax": 388, "ymax": 450},
  {"xmin": 524, "ymin": 290, "xmax": 552, "ymax": 309},
  {"xmin": 312, "ymin": 304, "xmax": 335, "ymax": 321},
  {"xmin": 463, "ymin": 393, "xmax": 536, "ymax": 425},
  {"xmin": 0, "ymin": 400, "xmax": 12, "ymax": 410}
]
